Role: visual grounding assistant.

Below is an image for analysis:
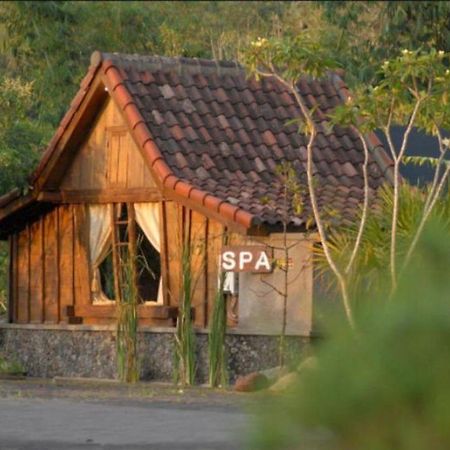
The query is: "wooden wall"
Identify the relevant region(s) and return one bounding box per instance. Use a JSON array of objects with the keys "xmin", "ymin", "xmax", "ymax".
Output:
[
  {"xmin": 9, "ymin": 97, "xmax": 234, "ymax": 328},
  {"xmin": 163, "ymin": 201, "xmax": 241, "ymax": 328},
  {"xmin": 10, "ymin": 201, "xmax": 232, "ymax": 328},
  {"xmin": 11, "ymin": 205, "xmax": 75, "ymax": 324},
  {"xmin": 60, "ymin": 97, "xmax": 155, "ymax": 192}
]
